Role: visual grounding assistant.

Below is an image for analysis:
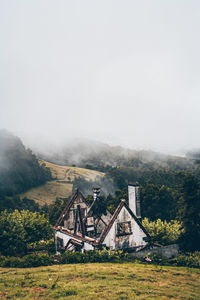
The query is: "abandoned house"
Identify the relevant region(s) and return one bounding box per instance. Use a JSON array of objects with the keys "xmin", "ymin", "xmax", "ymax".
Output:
[{"xmin": 54, "ymin": 184, "xmax": 151, "ymax": 253}]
